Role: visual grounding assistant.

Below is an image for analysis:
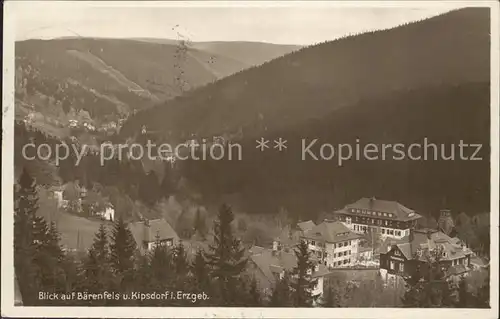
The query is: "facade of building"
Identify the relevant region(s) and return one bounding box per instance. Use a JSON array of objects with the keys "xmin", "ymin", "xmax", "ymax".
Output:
[
  {"xmin": 336, "ymin": 197, "xmax": 422, "ymax": 239},
  {"xmin": 129, "ymin": 218, "xmax": 179, "ymax": 252},
  {"xmin": 379, "ymin": 228, "xmax": 472, "ymax": 281},
  {"xmin": 300, "ymin": 220, "xmax": 363, "ymax": 268},
  {"xmin": 247, "ymin": 245, "xmax": 329, "ymax": 302}
]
